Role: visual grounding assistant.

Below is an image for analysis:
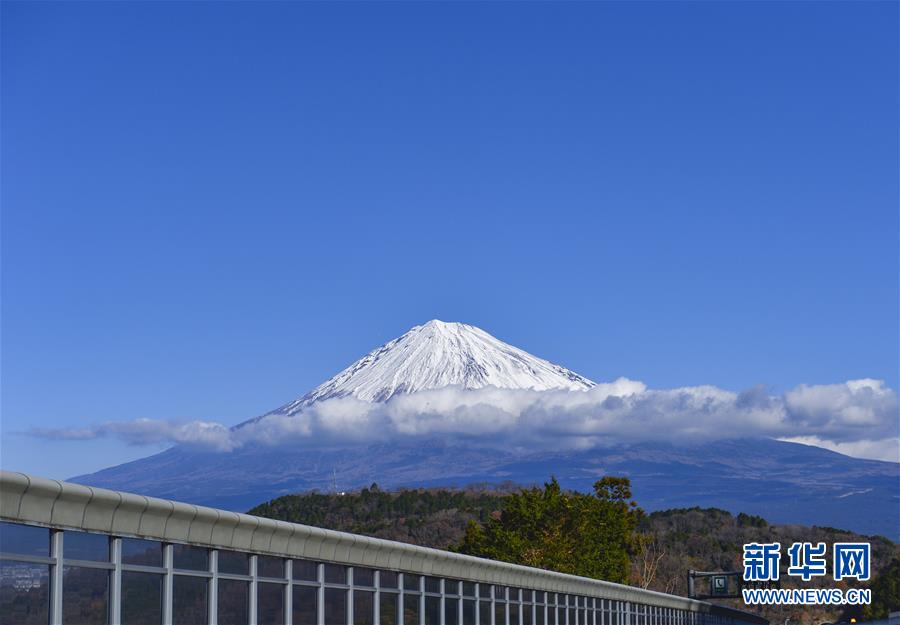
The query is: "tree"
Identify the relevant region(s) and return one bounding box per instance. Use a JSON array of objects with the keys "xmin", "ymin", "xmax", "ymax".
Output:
[
  {"xmin": 455, "ymin": 477, "xmax": 641, "ymax": 584},
  {"xmin": 632, "ymin": 533, "xmax": 668, "ymax": 590},
  {"xmin": 843, "ymin": 557, "xmax": 900, "ymax": 621}
]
